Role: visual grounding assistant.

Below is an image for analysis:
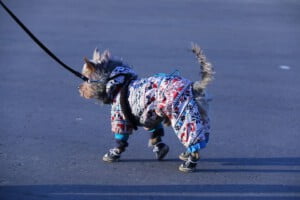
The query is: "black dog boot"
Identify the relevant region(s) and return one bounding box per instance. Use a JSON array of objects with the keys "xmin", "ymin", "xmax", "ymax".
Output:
[
  {"xmin": 179, "ymin": 152, "xmax": 199, "ymax": 172},
  {"xmin": 103, "ymin": 148, "xmax": 121, "ymax": 162},
  {"xmin": 179, "ymin": 151, "xmax": 201, "ymax": 162},
  {"xmin": 153, "ymin": 142, "xmax": 169, "ymax": 160},
  {"xmin": 179, "ymin": 152, "xmax": 190, "ymax": 161},
  {"xmin": 103, "ymin": 138, "xmax": 128, "ymax": 162}
]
